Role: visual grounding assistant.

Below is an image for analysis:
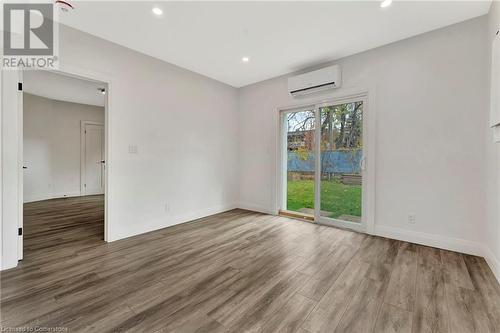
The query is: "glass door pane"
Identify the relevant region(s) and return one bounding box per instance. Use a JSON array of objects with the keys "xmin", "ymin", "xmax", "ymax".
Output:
[
  {"xmin": 283, "ymin": 109, "xmax": 316, "ymax": 216},
  {"xmin": 319, "ymin": 102, "xmax": 363, "ymax": 223}
]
